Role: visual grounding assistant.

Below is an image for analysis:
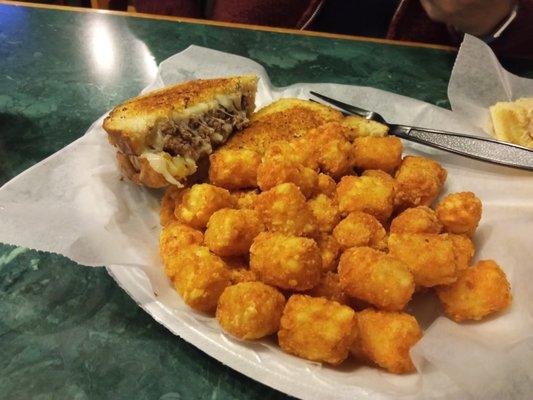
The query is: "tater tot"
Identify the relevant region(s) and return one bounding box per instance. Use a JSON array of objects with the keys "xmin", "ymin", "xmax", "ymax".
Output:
[
  {"xmin": 229, "ymin": 267, "xmax": 258, "ymax": 284},
  {"xmin": 436, "ymin": 192, "xmax": 482, "ymax": 236},
  {"xmin": 208, "ymin": 148, "xmax": 262, "ymax": 189},
  {"xmin": 306, "ymin": 272, "xmax": 349, "ymax": 305},
  {"xmin": 388, "ymin": 233, "xmax": 458, "ymax": 287},
  {"xmin": 160, "ymin": 222, "xmax": 204, "ymax": 267},
  {"xmin": 278, "ymin": 295, "xmax": 357, "ymax": 365},
  {"xmin": 160, "ymin": 187, "xmax": 186, "ymax": 226},
  {"xmin": 362, "ymin": 169, "xmax": 395, "ymax": 186},
  {"xmin": 254, "ymin": 183, "xmax": 318, "ymax": 237},
  {"xmin": 352, "ymin": 136, "xmax": 403, "ymax": 173},
  {"xmin": 341, "ymin": 115, "xmax": 389, "ymax": 140},
  {"xmin": 232, "ymin": 189, "xmax": 259, "ymax": 210},
  {"xmin": 250, "ymin": 232, "xmax": 322, "ymax": 291},
  {"xmin": 316, "ymin": 234, "xmax": 341, "ymax": 272},
  {"xmin": 175, "ymin": 183, "xmax": 236, "ymax": 229},
  {"xmin": 307, "ymin": 194, "xmax": 341, "ymax": 233},
  {"xmin": 394, "ymin": 156, "xmax": 447, "ymax": 209},
  {"xmin": 351, "ymin": 309, "xmax": 422, "ymax": 374},
  {"xmin": 317, "ymin": 173, "xmax": 337, "ymax": 197},
  {"xmin": 221, "ymin": 255, "xmax": 256, "ymax": 284},
  {"xmin": 339, "ymin": 247, "xmax": 414, "ymax": 311},
  {"xmin": 436, "ymin": 260, "xmax": 512, "ymax": 322},
  {"xmin": 264, "ymin": 139, "xmax": 319, "ymax": 170},
  {"xmin": 257, "ymin": 159, "xmax": 318, "ymax": 198},
  {"xmin": 204, "ymin": 208, "xmax": 264, "ymax": 257},
  {"xmin": 309, "ymin": 122, "xmax": 354, "ymax": 178},
  {"xmin": 390, "ymin": 206, "xmax": 443, "ymax": 234},
  {"xmin": 336, "ymin": 175, "xmax": 395, "ymax": 223},
  {"xmin": 449, "ymin": 234, "xmax": 475, "ymax": 272},
  {"xmin": 333, "ymin": 212, "xmax": 387, "ymax": 250},
  {"xmin": 216, "ymin": 282, "xmax": 286, "ymax": 339},
  {"xmin": 170, "ymin": 245, "xmax": 230, "ymax": 313}
]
